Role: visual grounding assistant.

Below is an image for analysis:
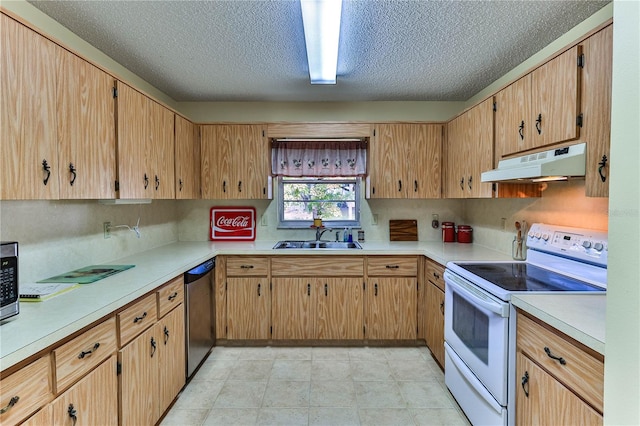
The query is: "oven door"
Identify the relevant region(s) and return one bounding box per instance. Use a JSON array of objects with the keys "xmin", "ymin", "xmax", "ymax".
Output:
[{"xmin": 444, "ymin": 269, "xmax": 509, "ymax": 405}]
